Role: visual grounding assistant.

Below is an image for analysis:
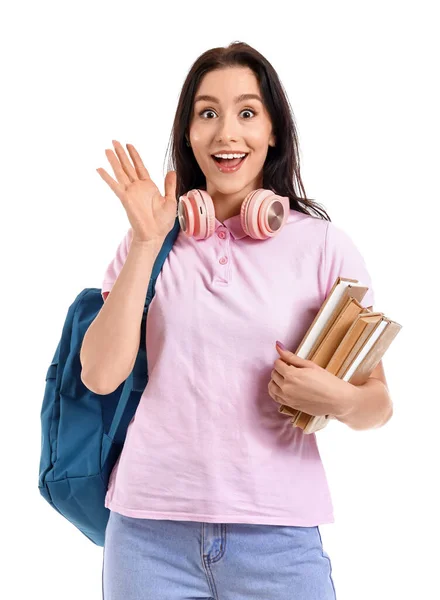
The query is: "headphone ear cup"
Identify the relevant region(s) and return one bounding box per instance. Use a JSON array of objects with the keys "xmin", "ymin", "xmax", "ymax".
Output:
[
  {"xmin": 241, "ymin": 189, "xmax": 290, "ymax": 239},
  {"xmin": 178, "ymin": 193, "xmax": 195, "ymax": 236},
  {"xmin": 197, "ymin": 190, "xmax": 216, "ymax": 239},
  {"xmin": 178, "ymin": 189, "xmax": 216, "ymax": 239}
]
